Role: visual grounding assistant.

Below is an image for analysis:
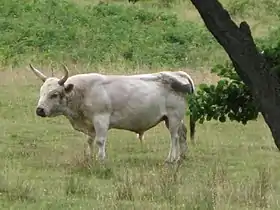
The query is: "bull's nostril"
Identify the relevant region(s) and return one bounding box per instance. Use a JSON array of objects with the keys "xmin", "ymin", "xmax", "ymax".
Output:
[{"xmin": 36, "ymin": 107, "xmax": 46, "ymax": 117}]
